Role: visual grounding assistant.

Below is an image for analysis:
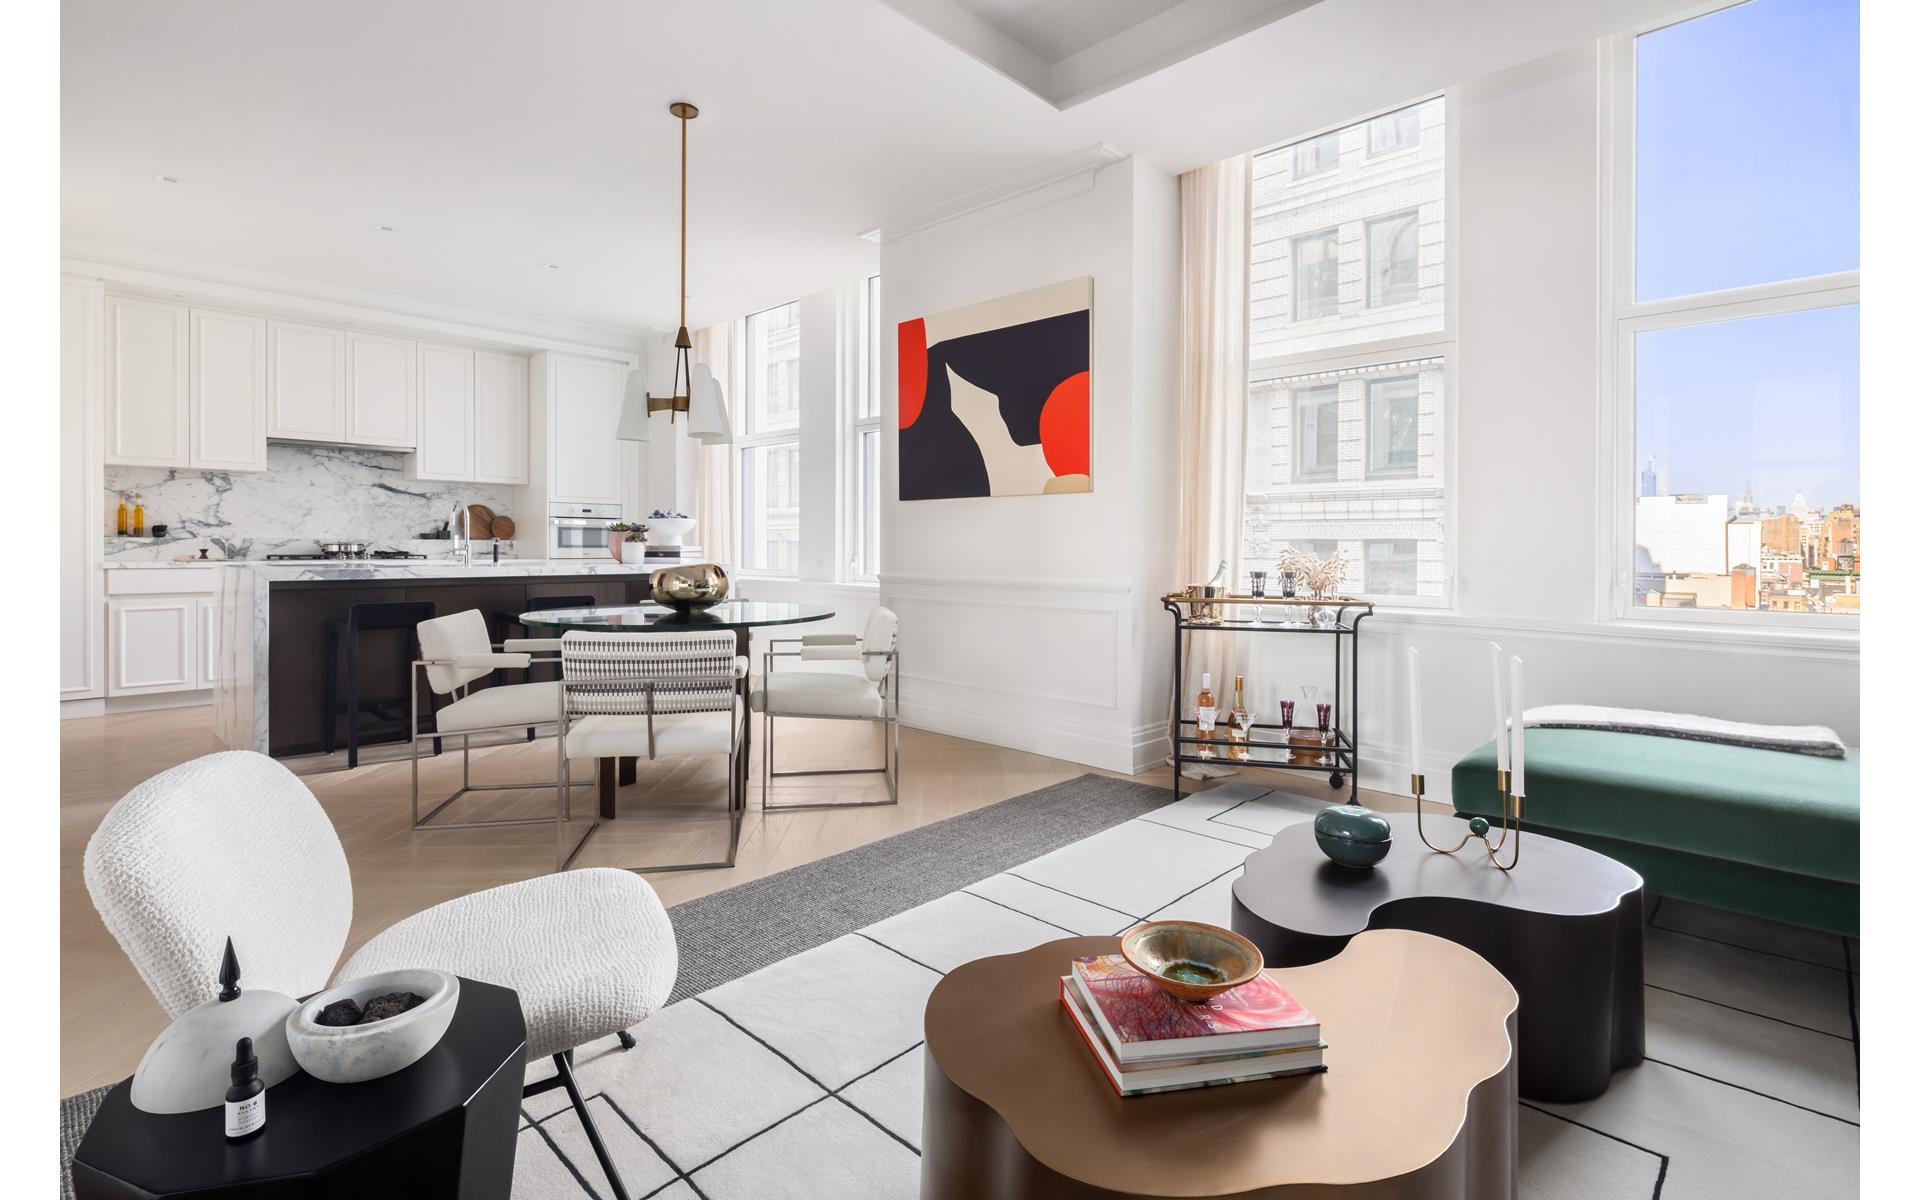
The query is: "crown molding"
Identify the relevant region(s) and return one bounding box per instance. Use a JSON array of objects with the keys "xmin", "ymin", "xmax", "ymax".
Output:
[
  {"xmin": 859, "ymin": 144, "xmax": 1127, "ymax": 250},
  {"xmin": 60, "ymin": 237, "xmax": 648, "ymax": 356}
]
